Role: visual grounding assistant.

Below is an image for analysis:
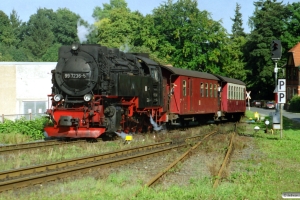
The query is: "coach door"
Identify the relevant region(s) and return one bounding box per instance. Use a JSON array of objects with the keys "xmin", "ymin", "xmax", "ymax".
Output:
[
  {"xmin": 181, "ymin": 79, "xmax": 187, "ymax": 113},
  {"xmin": 188, "ymin": 78, "xmax": 193, "ymax": 112}
]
